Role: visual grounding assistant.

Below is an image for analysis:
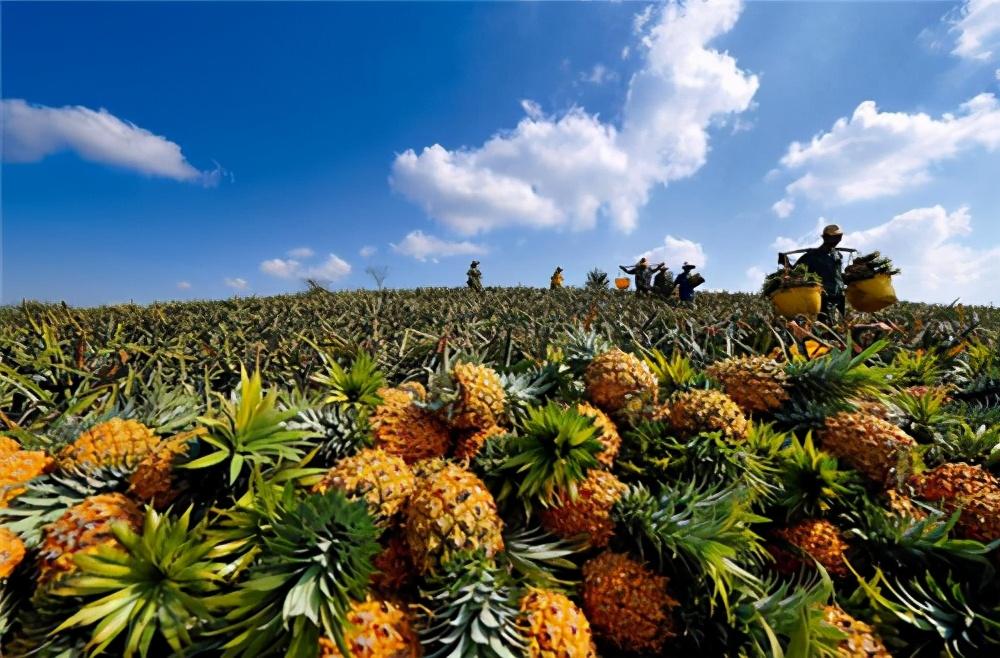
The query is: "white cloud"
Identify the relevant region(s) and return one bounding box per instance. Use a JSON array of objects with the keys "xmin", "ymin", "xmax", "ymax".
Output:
[
  {"xmin": 287, "ymin": 247, "xmax": 315, "ymax": 259},
  {"xmin": 390, "ymin": 230, "xmax": 488, "ymax": 262},
  {"xmin": 772, "ymin": 197, "xmax": 795, "ymax": 219},
  {"xmin": 260, "ymin": 258, "xmax": 301, "ymax": 279},
  {"xmin": 176, "ymin": 281, "xmax": 192, "ymax": 290},
  {"xmin": 951, "ymin": 0, "xmax": 1000, "ymax": 61},
  {"xmin": 225, "ymin": 277, "xmax": 248, "ymax": 290},
  {"xmin": 390, "ymin": 0, "xmax": 757, "ymax": 236},
  {"xmin": 1, "ymin": 99, "xmax": 221, "ymax": 184},
  {"xmin": 360, "ymin": 245, "xmax": 377, "ymax": 258},
  {"xmin": 637, "ymin": 235, "xmax": 707, "ymax": 268},
  {"xmin": 774, "ymin": 94, "xmax": 1000, "ymax": 207},
  {"xmin": 771, "ymin": 206, "xmax": 1000, "ymax": 305},
  {"xmin": 581, "ymin": 64, "xmax": 619, "ymax": 85},
  {"xmin": 745, "ymin": 266, "xmax": 766, "ymax": 288},
  {"xmin": 259, "ymin": 253, "xmax": 351, "ymax": 281}
]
